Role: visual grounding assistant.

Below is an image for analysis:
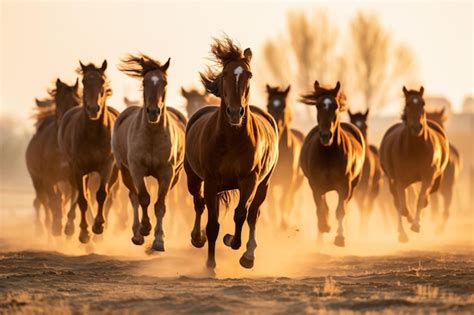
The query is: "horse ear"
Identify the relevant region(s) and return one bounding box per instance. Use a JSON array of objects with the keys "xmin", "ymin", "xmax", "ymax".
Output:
[
  {"xmin": 314, "ymin": 80, "xmax": 320, "ymax": 89},
  {"xmin": 79, "ymin": 60, "xmax": 86, "ymax": 71},
  {"xmin": 266, "ymin": 84, "xmax": 271, "ymax": 93},
  {"xmin": 56, "ymin": 78, "xmax": 63, "ymax": 87},
  {"xmin": 419, "ymin": 86, "xmax": 424, "ymax": 96},
  {"xmin": 284, "ymin": 85, "xmax": 291, "ymax": 95},
  {"xmin": 35, "ymin": 98, "xmax": 41, "ymax": 107},
  {"xmin": 364, "ymin": 108, "xmax": 370, "ymax": 118},
  {"xmin": 402, "ymin": 86, "xmax": 408, "ymax": 95},
  {"xmin": 333, "ymin": 81, "xmax": 341, "ymax": 94},
  {"xmin": 100, "ymin": 60, "xmax": 108, "ymax": 72},
  {"xmin": 181, "ymin": 87, "xmax": 188, "ymax": 97},
  {"xmin": 244, "ymin": 48, "xmax": 252, "ymax": 62},
  {"xmin": 161, "ymin": 58, "xmax": 171, "ymax": 72}
]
